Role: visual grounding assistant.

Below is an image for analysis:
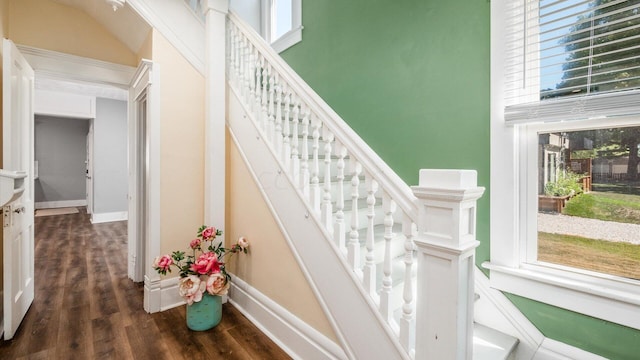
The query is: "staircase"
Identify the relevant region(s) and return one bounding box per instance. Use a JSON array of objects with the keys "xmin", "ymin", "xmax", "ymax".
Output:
[
  {"xmin": 134, "ymin": 1, "xmax": 520, "ymax": 358},
  {"xmin": 224, "ymin": 12, "xmax": 519, "ymax": 360}
]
